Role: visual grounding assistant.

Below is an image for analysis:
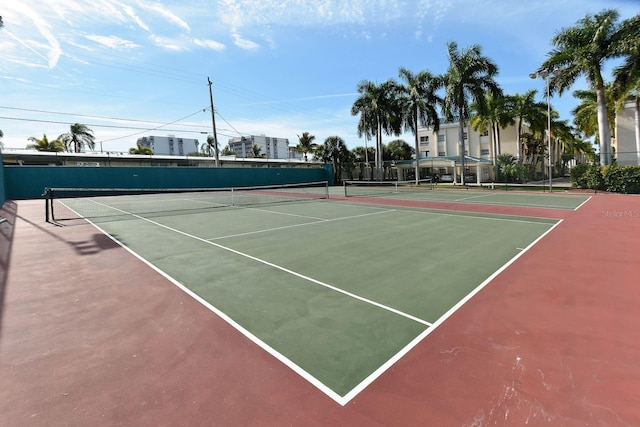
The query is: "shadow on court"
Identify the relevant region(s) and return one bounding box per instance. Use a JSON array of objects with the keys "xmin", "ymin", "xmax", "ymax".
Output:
[{"xmin": 0, "ymin": 201, "xmax": 17, "ymax": 336}]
